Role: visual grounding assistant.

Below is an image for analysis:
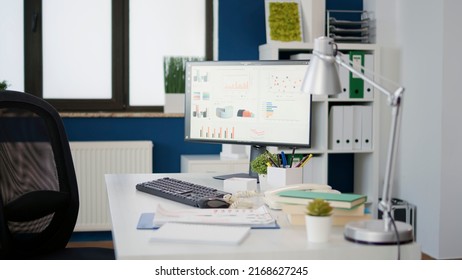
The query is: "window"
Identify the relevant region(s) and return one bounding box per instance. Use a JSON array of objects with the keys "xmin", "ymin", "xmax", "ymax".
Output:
[{"xmin": 24, "ymin": 0, "xmax": 213, "ymax": 112}]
